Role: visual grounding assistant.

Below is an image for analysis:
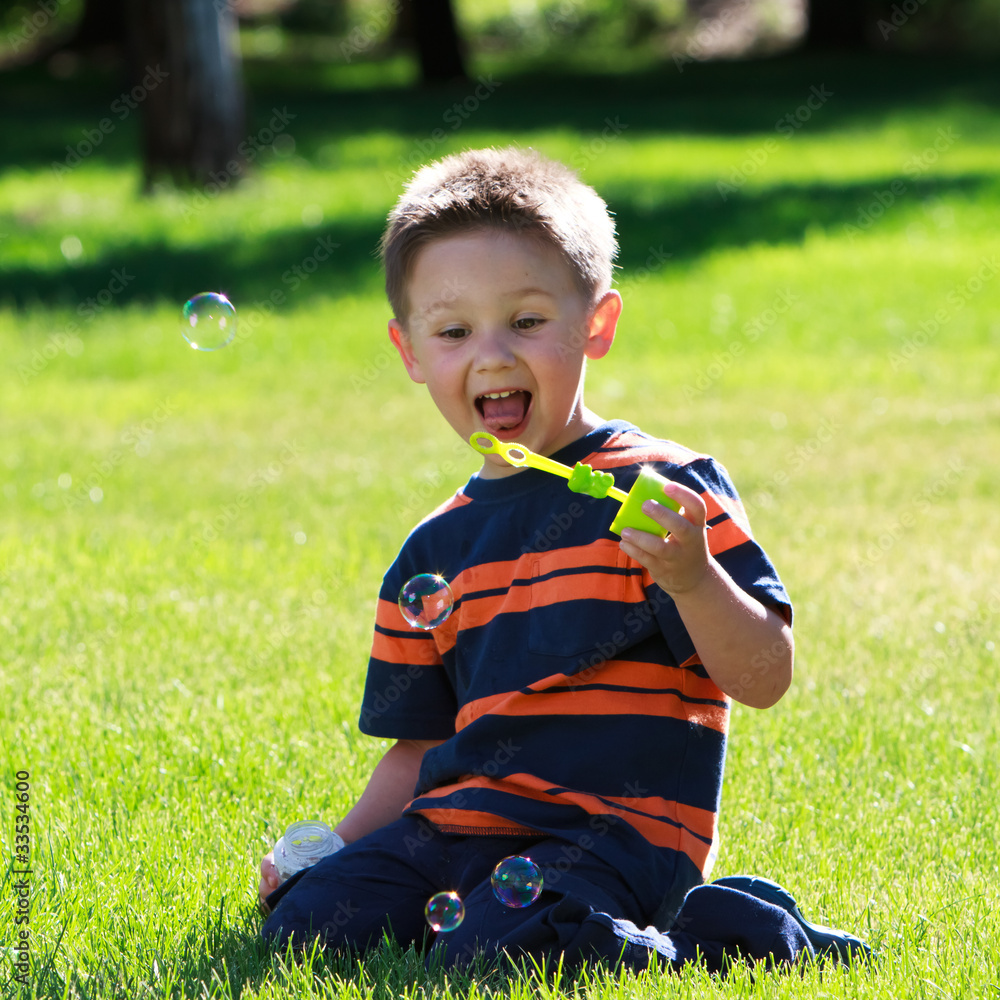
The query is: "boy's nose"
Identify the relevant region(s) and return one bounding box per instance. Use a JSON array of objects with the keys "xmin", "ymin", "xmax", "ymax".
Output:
[{"xmin": 474, "ymin": 328, "xmax": 517, "ymax": 371}]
